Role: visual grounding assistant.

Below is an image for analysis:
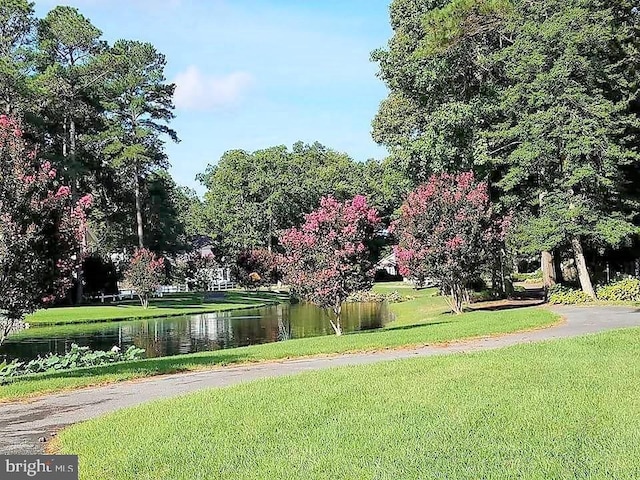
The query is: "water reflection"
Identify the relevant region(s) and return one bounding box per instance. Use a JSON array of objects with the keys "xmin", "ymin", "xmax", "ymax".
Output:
[{"xmin": 0, "ymin": 302, "xmax": 390, "ymax": 361}]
